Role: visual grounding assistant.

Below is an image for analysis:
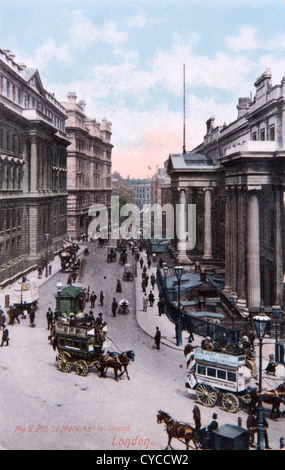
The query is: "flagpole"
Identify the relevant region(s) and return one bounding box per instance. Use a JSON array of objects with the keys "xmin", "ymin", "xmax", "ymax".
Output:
[{"xmin": 183, "ymin": 64, "xmax": 186, "ymax": 154}]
